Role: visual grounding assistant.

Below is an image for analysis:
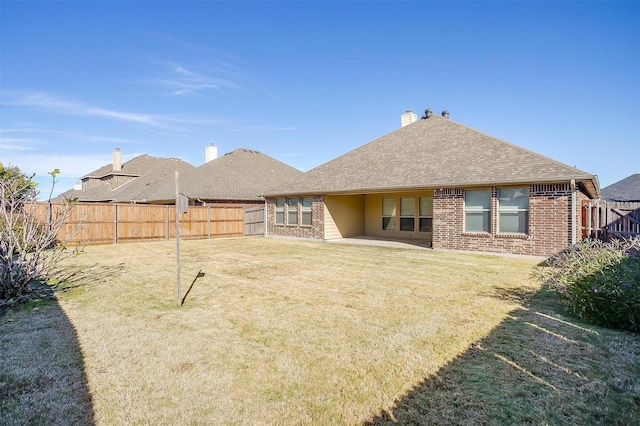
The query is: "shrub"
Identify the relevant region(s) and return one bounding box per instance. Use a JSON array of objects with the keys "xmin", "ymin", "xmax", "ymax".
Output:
[
  {"xmin": 534, "ymin": 238, "xmax": 640, "ymax": 332},
  {"xmin": 1, "ymin": 166, "xmax": 81, "ymax": 302}
]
